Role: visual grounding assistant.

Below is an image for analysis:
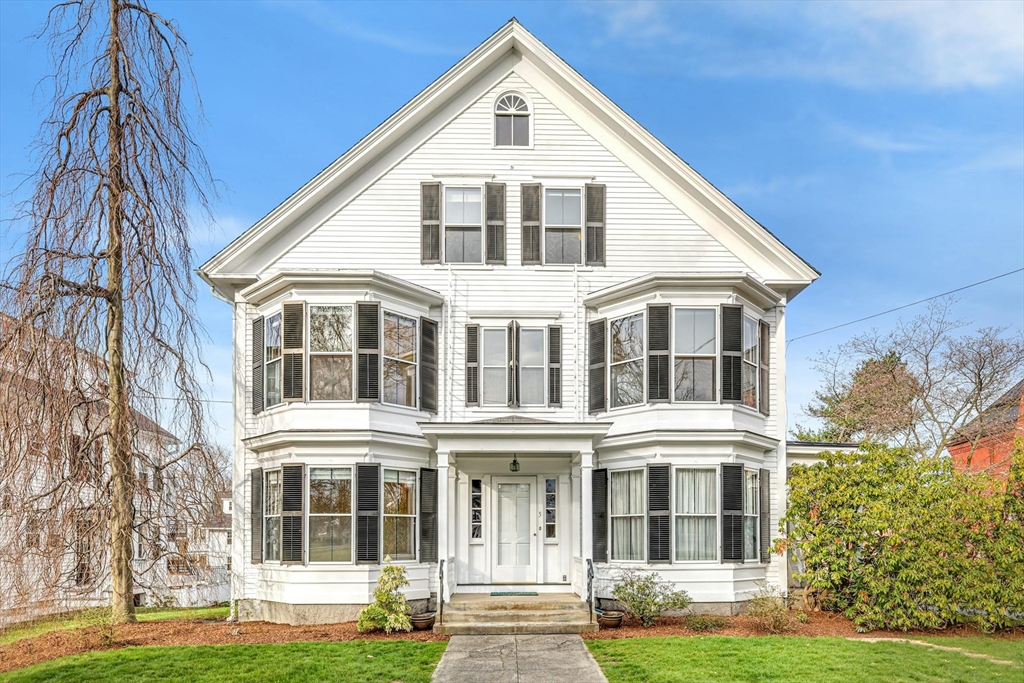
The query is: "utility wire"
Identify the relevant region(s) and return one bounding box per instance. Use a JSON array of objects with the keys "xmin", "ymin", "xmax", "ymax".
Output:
[
  {"xmin": 151, "ymin": 396, "xmax": 232, "ymax": 404},
  {"xmin": 788, "ymin": 267, "xmax": 1024, "ymax": 344}
]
